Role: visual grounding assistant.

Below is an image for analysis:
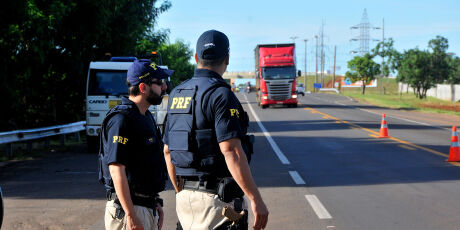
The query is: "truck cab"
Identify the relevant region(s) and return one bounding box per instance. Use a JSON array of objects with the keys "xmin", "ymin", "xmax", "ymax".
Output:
[{"xmin": 255, "ymin": 44, "xmax": 299, "ymax": 108}]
